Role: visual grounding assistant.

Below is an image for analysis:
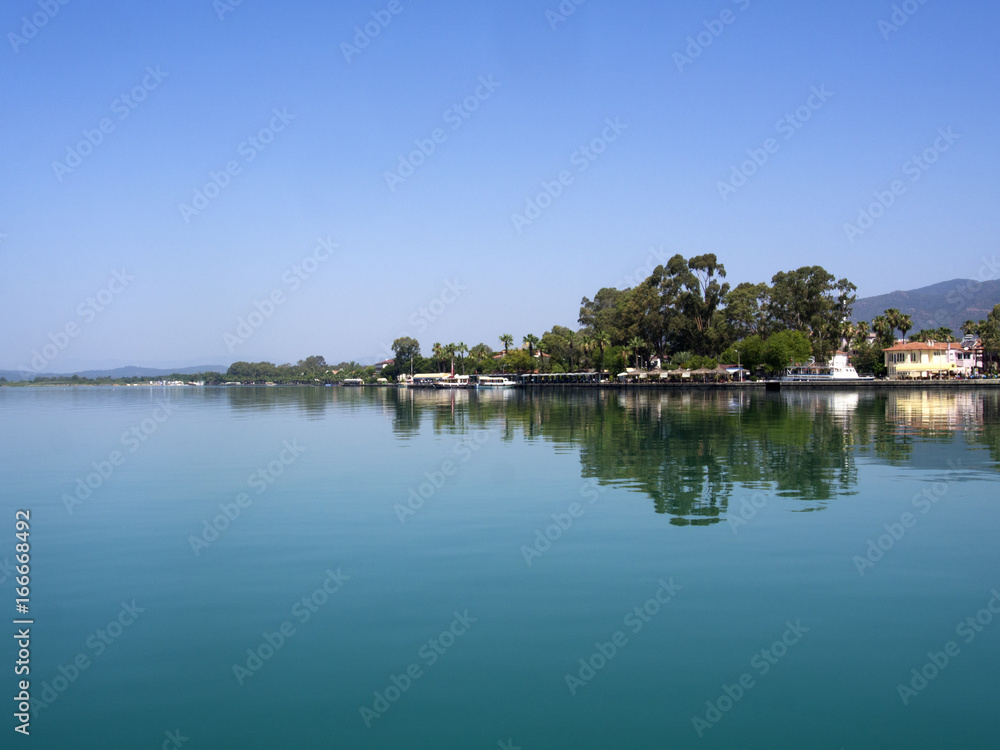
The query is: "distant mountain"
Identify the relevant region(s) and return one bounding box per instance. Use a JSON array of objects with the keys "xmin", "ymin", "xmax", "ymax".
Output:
[
  {"xmin": 0, "ymin": 365, "xmax": 227, "ymax": 382},
  {"xmin": 852, "ymin": 278, "xmax": 1000, "ymax": 335}
]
